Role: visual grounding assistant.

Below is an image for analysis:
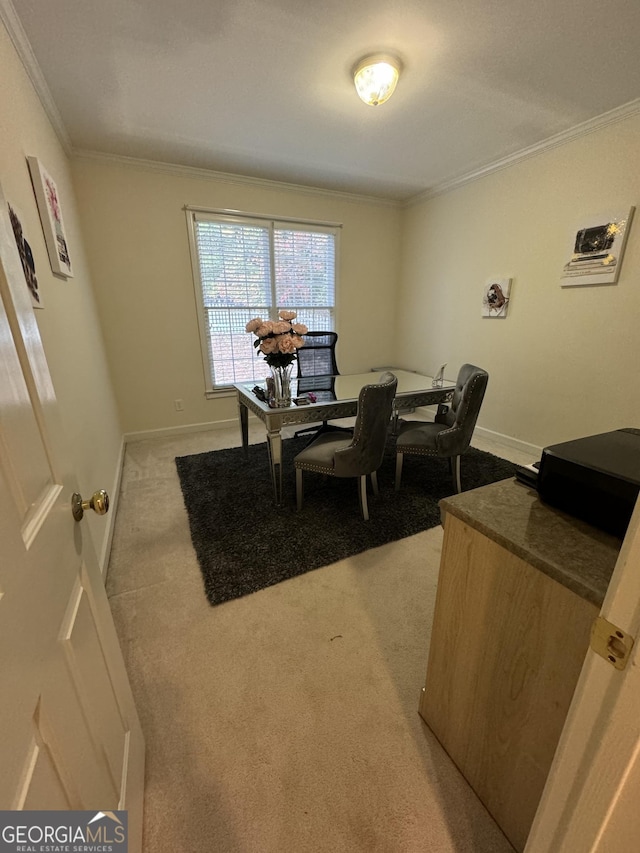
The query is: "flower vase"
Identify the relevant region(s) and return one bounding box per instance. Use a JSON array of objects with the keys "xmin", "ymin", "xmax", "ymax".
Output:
[{"xmin": 269, "ymin": 364, "xmax": 293, "ymax": 407}]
